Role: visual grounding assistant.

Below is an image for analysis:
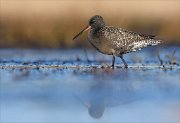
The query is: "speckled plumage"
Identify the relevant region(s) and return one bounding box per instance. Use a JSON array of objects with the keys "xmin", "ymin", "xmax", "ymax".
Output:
[
  {"xmin": 73, "ymin": 15, "xmax": 161, "ymax": 68},
  {"xmin": 88, "ymin": 26, "xmax": 161, "ymax": 56}
]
